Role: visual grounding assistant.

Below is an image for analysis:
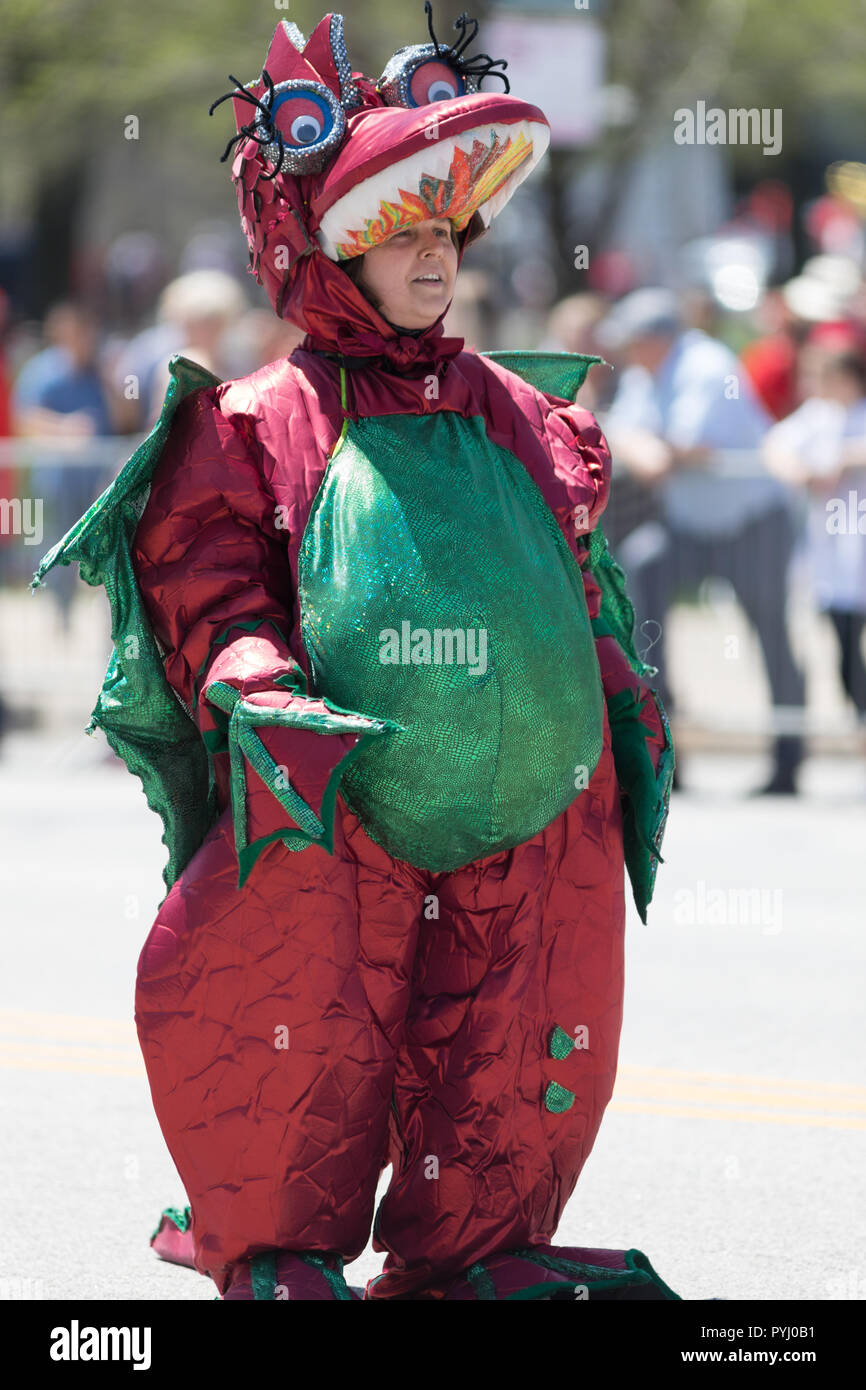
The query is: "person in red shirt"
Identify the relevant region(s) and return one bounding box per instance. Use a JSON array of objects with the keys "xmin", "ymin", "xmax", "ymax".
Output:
[{"xmin": 740, "ymin": 288, "xmax": 806, "ymax": 421}]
